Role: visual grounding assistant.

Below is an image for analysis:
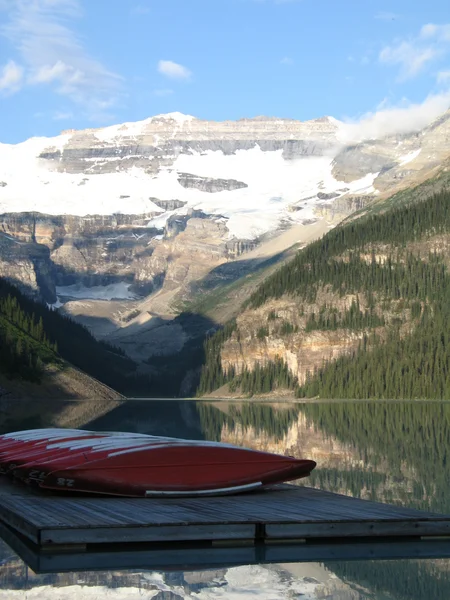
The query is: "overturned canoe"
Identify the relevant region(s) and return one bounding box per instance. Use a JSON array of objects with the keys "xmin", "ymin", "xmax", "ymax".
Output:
[
  {"xmin": 0, "ymin": 429, "xmax": 107, "ymax": 474},
  {"xmin": 0, "ymin": 429, "xmax": 316, "ymax": 497}
]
